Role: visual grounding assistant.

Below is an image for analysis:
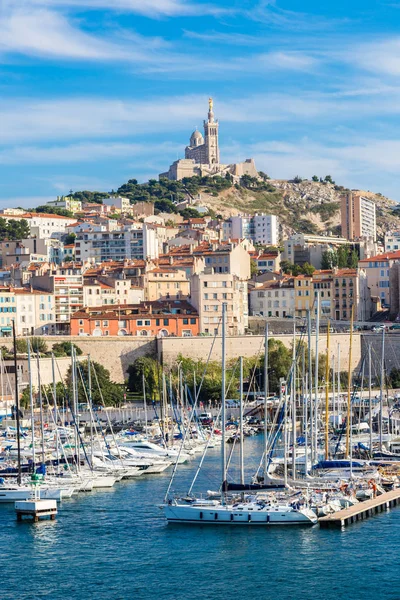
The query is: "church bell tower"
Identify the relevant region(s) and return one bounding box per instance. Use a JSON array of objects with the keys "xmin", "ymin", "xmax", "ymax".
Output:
[{"xmin": 203, "ymin": 97, "xmax": 220, "ymax": 165}]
